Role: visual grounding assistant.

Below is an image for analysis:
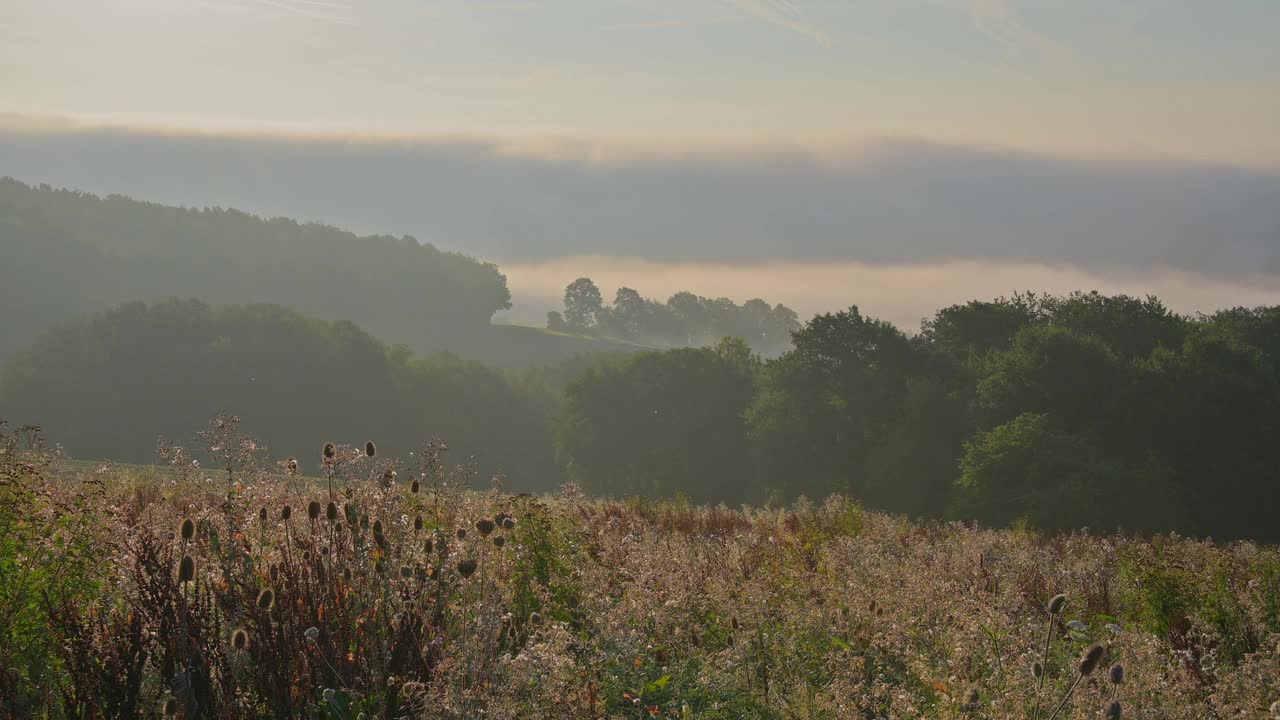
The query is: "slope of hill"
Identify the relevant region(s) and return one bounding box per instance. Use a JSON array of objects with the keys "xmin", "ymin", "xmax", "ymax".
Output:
[{"xmin": 0, "ymin": 177, "xmax": 517, "ymax": 362}]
